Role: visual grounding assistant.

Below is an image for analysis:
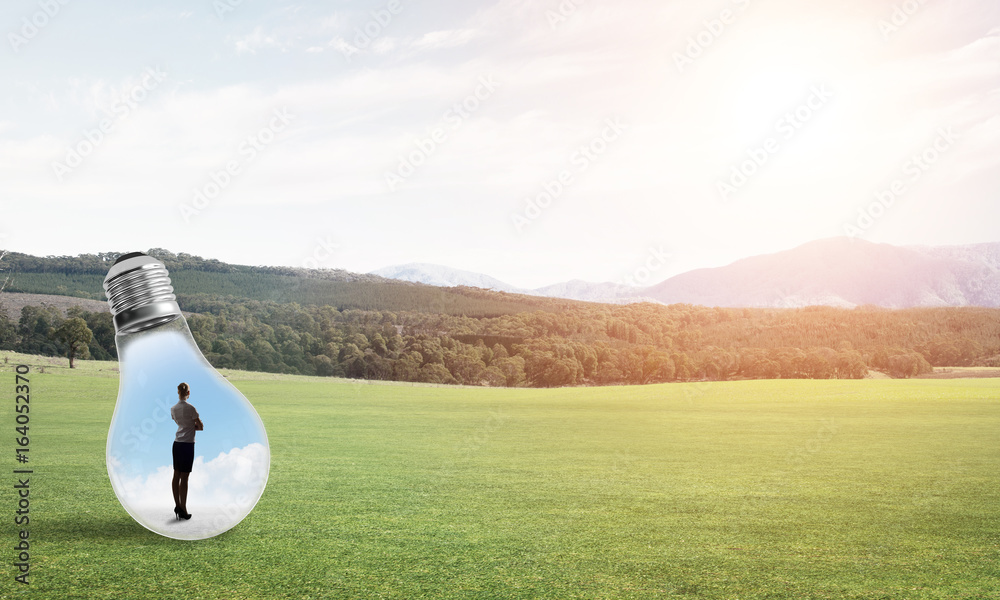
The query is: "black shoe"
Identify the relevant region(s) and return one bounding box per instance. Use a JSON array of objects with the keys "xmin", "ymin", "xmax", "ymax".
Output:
[
  {"xmin": 174, "ymin": 506, "xmax": 182, "ymax": 520},
  {"xmin": 179, "ymin": 508, "xmax": 192, "ymax": 520}
]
